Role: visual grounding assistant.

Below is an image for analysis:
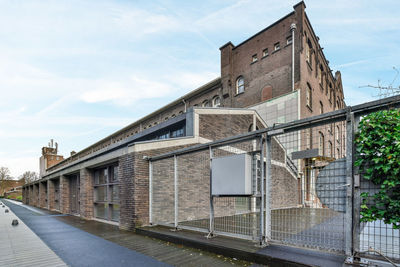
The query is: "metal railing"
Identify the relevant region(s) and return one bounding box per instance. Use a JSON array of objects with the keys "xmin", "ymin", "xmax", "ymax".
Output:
[{"xmin": 148, "ymin": 95, "xmax": 400, "ymax": 263}]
